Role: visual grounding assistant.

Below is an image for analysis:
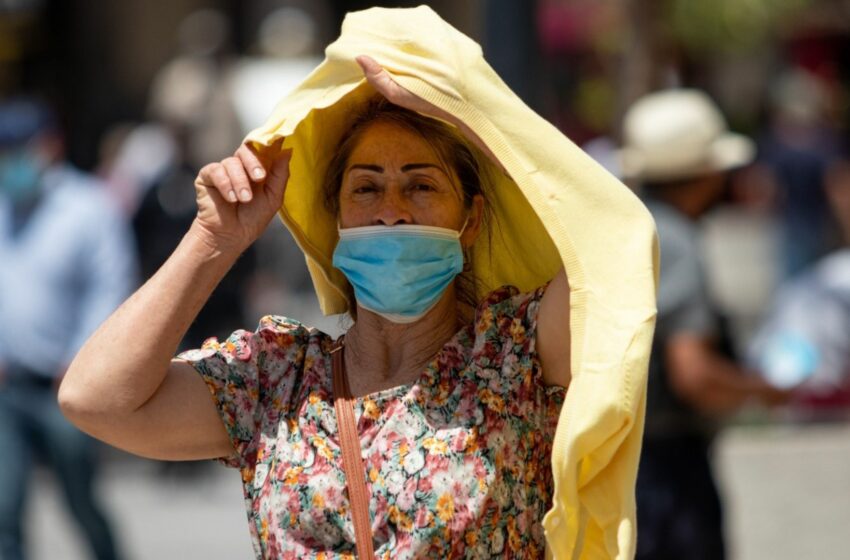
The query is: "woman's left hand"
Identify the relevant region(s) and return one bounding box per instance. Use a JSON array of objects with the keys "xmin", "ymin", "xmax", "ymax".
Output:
[{"xmin": 356, "ymin": 55, "xmax": 504, "ymax": 173}]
